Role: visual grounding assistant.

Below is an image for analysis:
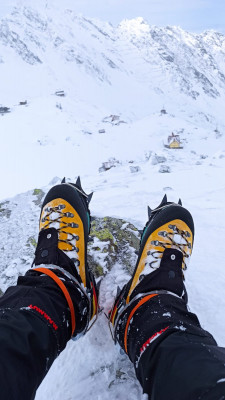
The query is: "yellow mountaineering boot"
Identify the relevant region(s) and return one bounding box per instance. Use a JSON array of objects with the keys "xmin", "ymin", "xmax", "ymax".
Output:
[
  {"xmin": 33, "ymin": 177, "xmax": 99, "ymax": 338},
  {"xmin": 109, "ymin": 195, "xmax": 194, "ymax": 344}
]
